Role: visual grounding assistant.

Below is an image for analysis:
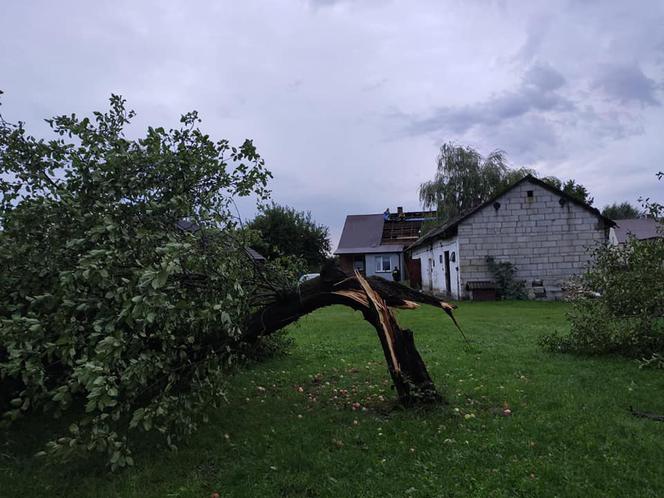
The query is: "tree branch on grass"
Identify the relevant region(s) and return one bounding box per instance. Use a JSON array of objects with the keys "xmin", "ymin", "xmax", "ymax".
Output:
[{"xmin": 244, "ymin": 261, "xmax": 464, "ymax": 406}]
